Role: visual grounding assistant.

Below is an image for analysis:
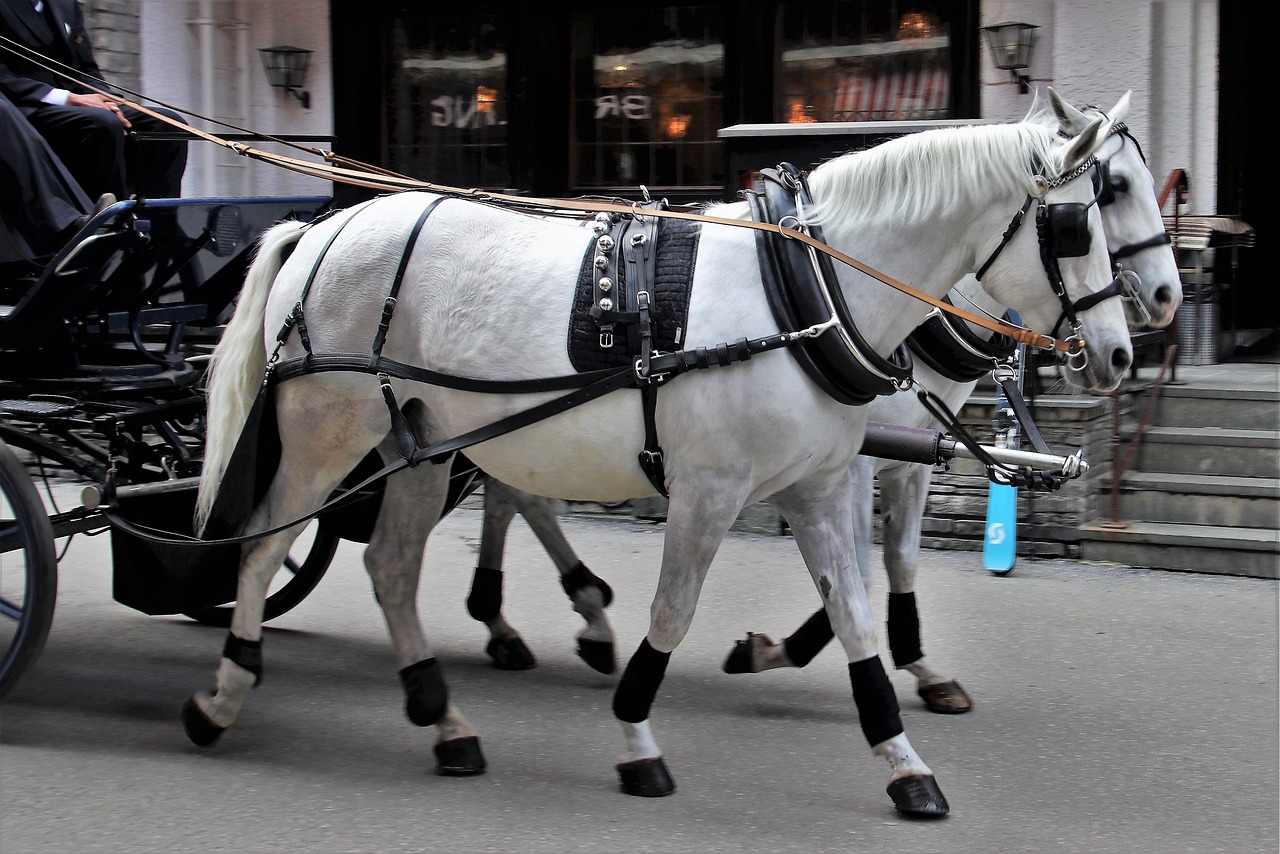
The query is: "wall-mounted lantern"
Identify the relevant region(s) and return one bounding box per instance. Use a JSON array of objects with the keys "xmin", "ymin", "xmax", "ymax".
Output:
[
  {"xmin": 980, "ymin": 22, "xmax": 1038, "ymax": 94},
  {"xmin": 258, "ymin": 45, "xmax": 312, "ymax": 109}
]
